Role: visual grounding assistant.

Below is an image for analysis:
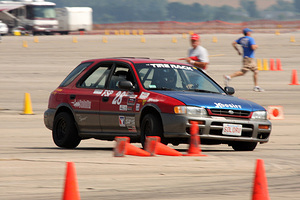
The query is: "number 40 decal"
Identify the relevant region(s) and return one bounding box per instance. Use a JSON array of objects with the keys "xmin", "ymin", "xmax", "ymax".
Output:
[{"xmin": 112, "ymin": 91, "xmax": 127, "ymax": 105}]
